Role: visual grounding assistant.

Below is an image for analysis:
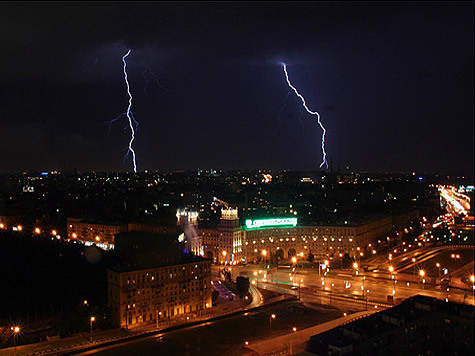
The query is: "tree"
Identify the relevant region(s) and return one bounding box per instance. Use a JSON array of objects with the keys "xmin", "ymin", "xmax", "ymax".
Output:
[
  {"xmin": 342, "ymin": 253, "xmax": 352, "ymax": 269},
  {"xmin": 236, "ymin": 276, "xmax": 250, "ymax": 296},
  {"xmin": 223, "ymin": 270, "xmax": 232, "ymax": 282},
  {"xmin": 307, "ymin": 253, "xmax": 315, "ymax": 263},
  {"xmin": 212, "ymin": 290, "xmax": 219, "ymax": 305}
]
